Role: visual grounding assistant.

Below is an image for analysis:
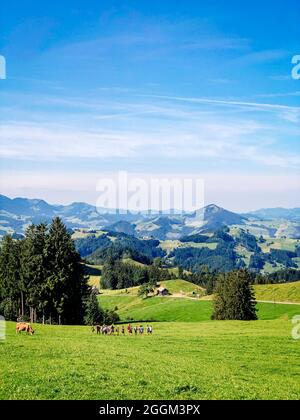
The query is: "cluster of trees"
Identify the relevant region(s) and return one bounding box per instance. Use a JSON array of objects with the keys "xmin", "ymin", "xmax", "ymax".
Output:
[
  {"xmin": 84, "ymin": 292, "xmax": 119, "ymax": 325},
  {"xmin": 249, "ymin": 248, "xmax": 298, "ymax": 272},
  {"xmin": 180, "ymin": 234, "xmax": 210, "ymax": 243},
  {"xmin": 254, "ymin": 268, "xmax": 300, "ymax": 284},
  {"xmin": 266, "ymin": 249, "xmax": 297, "ymax": 268},
  {"xmin": 249, "ymin": 252, "xmax": 265, "ymax": 271},
  {"xmin": 178, "ymin": 266, "xmax": 217, "ymax": 294},
  {"xmin": 137, "ymin": 281, "xmax": 157, "ymax": 299},
  {"xmin": 171, "ymin": 240, "xmax": 242, "ymax": 273},
  {"xmin": 0, "ymin": 218, "xmax": 90, "ymax": 324},
  {"xmin": 181, "ymin": 264, "xmax": 300, "ymax": 289},
  {"xmin": 101, "ymin": 259, "xmax": 175, "ymax": 290},
  {"xmin": 75, "ymin": 232, "xmax": 166, "ymax": 265},
  {"xmin": 212, "ymin": 270, "xmax": 257, "ymax": 320},
  {"xmin": 236, "ymin": 230, "xmax": 260, "ymax": 252},
  {"xmin": 75, "ymin": 234, "xmax": 111, "ymax": 258},
  {"xmin": 174, "ymin": 228, "xmax": 299, "ymax": 274}
]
